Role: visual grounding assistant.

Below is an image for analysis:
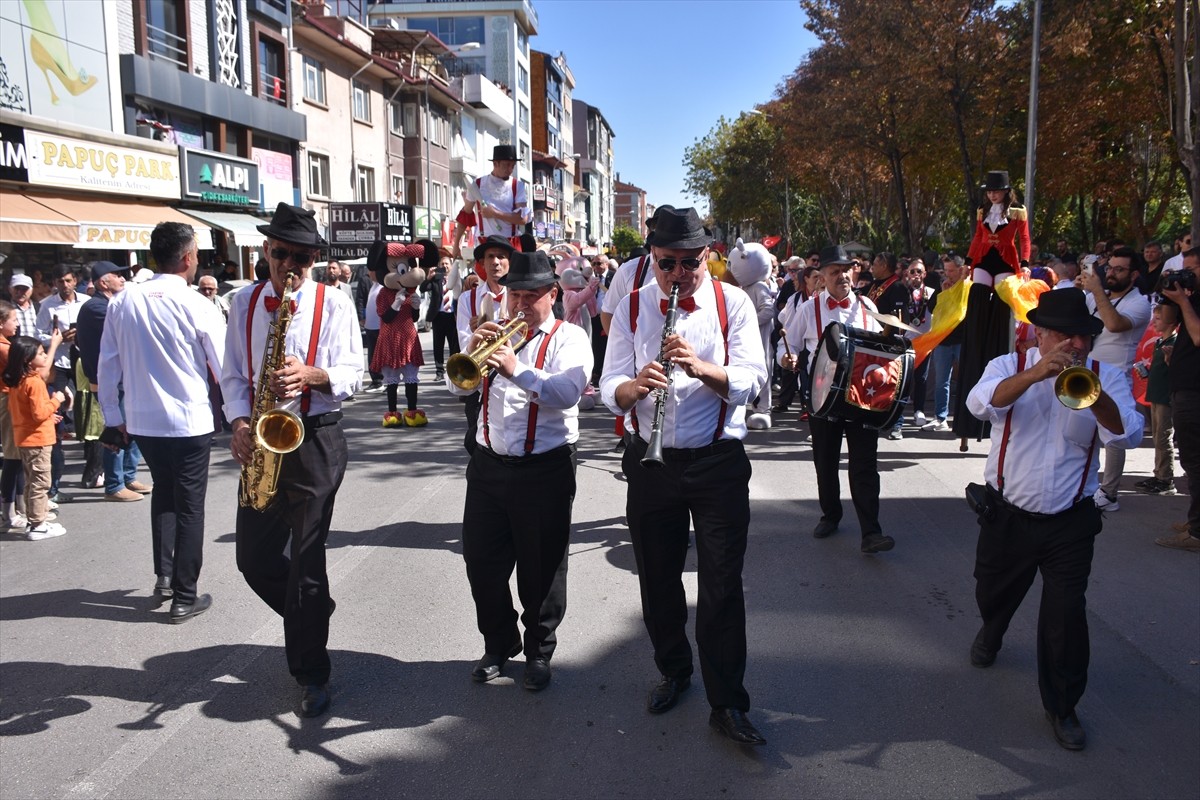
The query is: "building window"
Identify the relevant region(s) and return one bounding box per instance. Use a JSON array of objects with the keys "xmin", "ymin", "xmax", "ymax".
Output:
[
  {"xmin": 255, "ymin": 27, "xmax": 288, "ymax": 105},
  {"xmin": 389, "ymin": 103, "xmax": 402, "ymax": 135},
  {"xmin": 357, "ymin": 166, "xmax": 375, "ymax": 201},
  {"xmin": 352, "ymin": 80, "xmax": 371, "ymax": 122},
  {"xmin": 518, "ymin": 102, "xmax": 529, "ymax": 133},
  {"xmin": 303, "ymin": 56, "xmax": 325, "ymax": 105},
  {"xmin": 407, "ymin": 16, "xmax": 484, "ymax": 48},
  {"xmin": 391, "ymin": 175, "xmax": 404, "ymax": 202},
  {"xmin": 406, "ymin": 178, "xmax": 418, "ymax": 205},
  {"xmin": 517, "ymin": 65, "xmax": 528, "ymax": 93},
  {"xmin": 138, "ymin": 0, "xmax": 190, "ymax": 71},
  {"xmin": 402, "ymin": 104, "xmax": 418, "ymax": 137},
  {"xmin": 517, "ymin": 27, "xmax": 528, "ymax": 55},
  {"xmin": 308, "ymin": 153, "xmax": 330, "ymax": 198}
]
